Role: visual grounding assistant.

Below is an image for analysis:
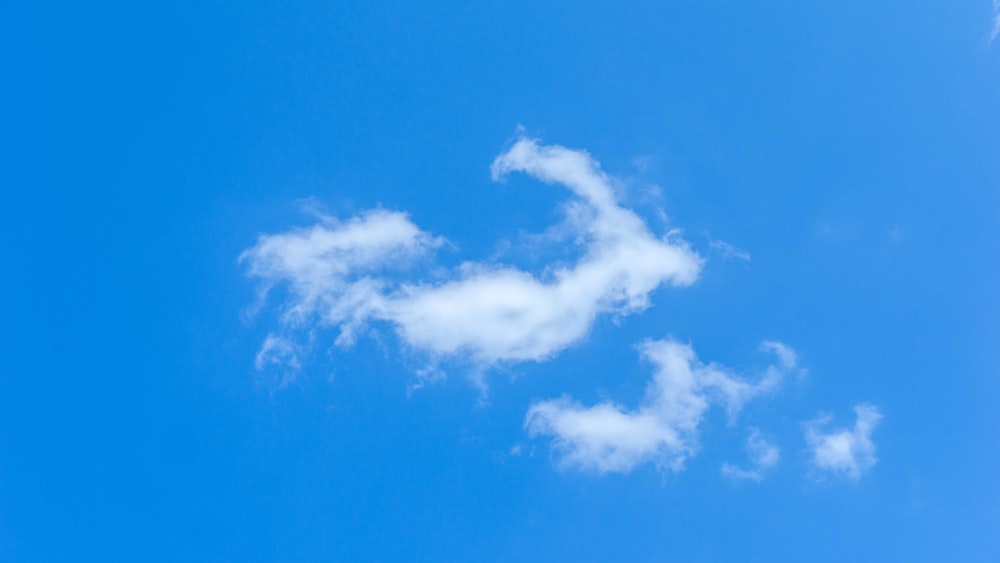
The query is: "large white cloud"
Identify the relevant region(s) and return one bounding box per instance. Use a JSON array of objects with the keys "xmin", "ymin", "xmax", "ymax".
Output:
[
  {"xmin": 804, "ymin": 403, "xmax": 882, "ymax": 480},
  {"xmin": 243, "ymin": 138, "xmax": 703, "ymax": 367},
  {"xmin": 524, "ymin": 339, "xmax": 798, "ymax": 474}
]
